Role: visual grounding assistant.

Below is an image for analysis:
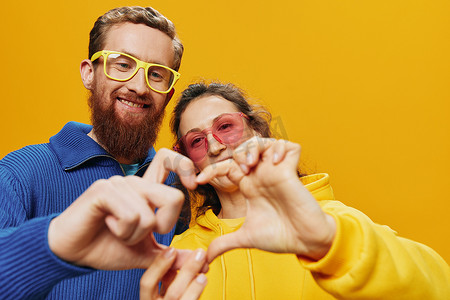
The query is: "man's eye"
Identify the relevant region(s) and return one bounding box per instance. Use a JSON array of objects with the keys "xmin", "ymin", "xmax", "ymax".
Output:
[
  {"xmin": 114, "ymin": 62, "xmax": 132, "ymax": 71},
  {"xmin": 149, "ymin": 71, "xmax": 164, "ymax": 80}
]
